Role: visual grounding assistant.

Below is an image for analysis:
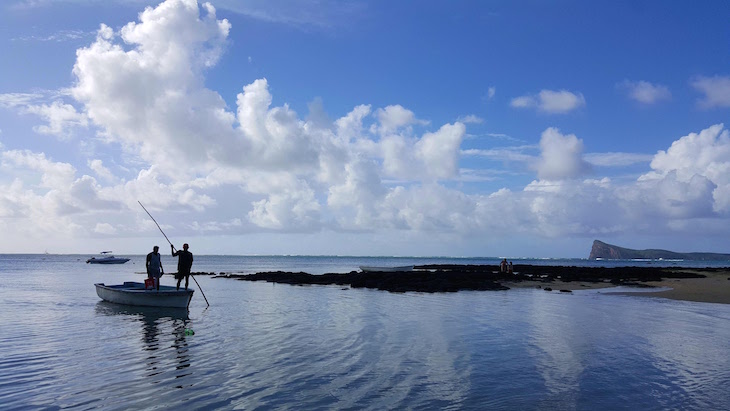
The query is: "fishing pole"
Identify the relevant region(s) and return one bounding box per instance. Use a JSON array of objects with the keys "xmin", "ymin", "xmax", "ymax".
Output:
[{"xmin": 138, "ymin": 201, "xmax": 210, "ymax": 307}]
